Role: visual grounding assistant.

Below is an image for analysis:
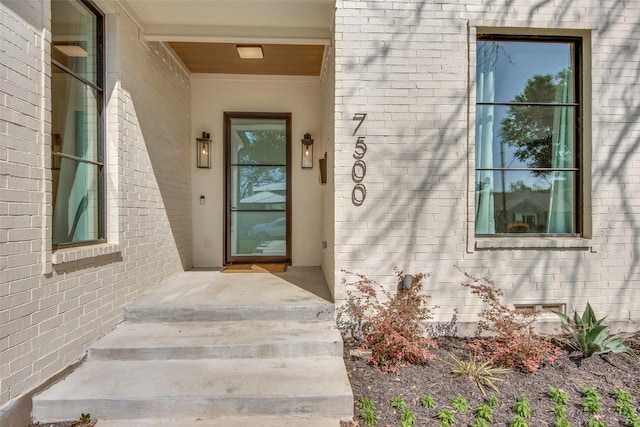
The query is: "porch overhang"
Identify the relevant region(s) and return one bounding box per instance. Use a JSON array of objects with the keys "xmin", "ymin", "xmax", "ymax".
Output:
[{"xmin": 115, "ymin": 0, "xmax": 334, "ymax": 76}]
